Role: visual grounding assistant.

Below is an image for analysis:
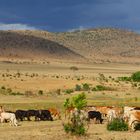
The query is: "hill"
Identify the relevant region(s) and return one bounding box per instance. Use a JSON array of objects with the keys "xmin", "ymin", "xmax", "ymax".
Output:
[
  {"xmin": 0, "ymin": 28, "xmax": 140, "ymax": 64},
  {"xmin": 0, "ymin": 31, "xmax": 83, "ymax": 62}
]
